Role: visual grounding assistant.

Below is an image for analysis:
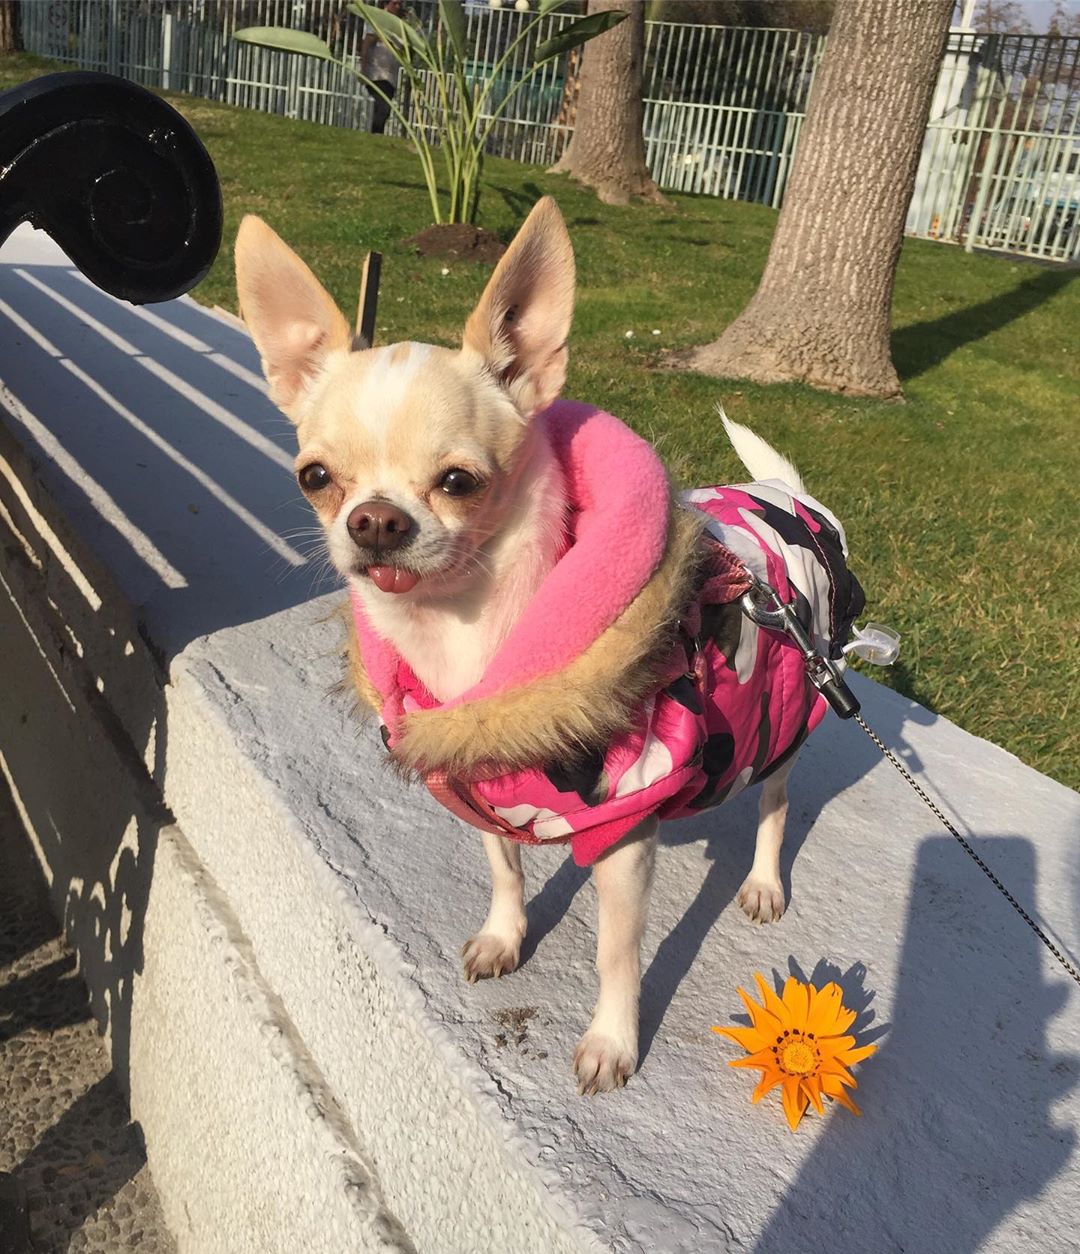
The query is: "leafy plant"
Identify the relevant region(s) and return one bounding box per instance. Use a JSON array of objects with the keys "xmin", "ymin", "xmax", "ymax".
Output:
[{"xmin": 235, "ymin": 1, "xmax": 625, "ymax": 226}]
